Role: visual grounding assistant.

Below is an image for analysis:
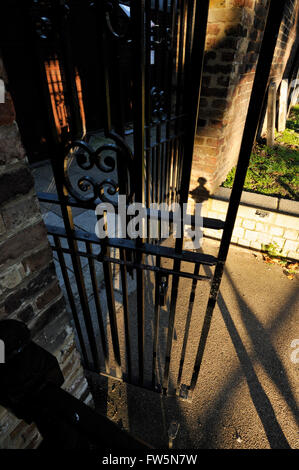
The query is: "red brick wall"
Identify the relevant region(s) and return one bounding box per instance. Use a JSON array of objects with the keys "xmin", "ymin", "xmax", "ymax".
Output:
[{"xmin": 190, "ymin": 0, "xmax": 299, "ymax": 201}]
